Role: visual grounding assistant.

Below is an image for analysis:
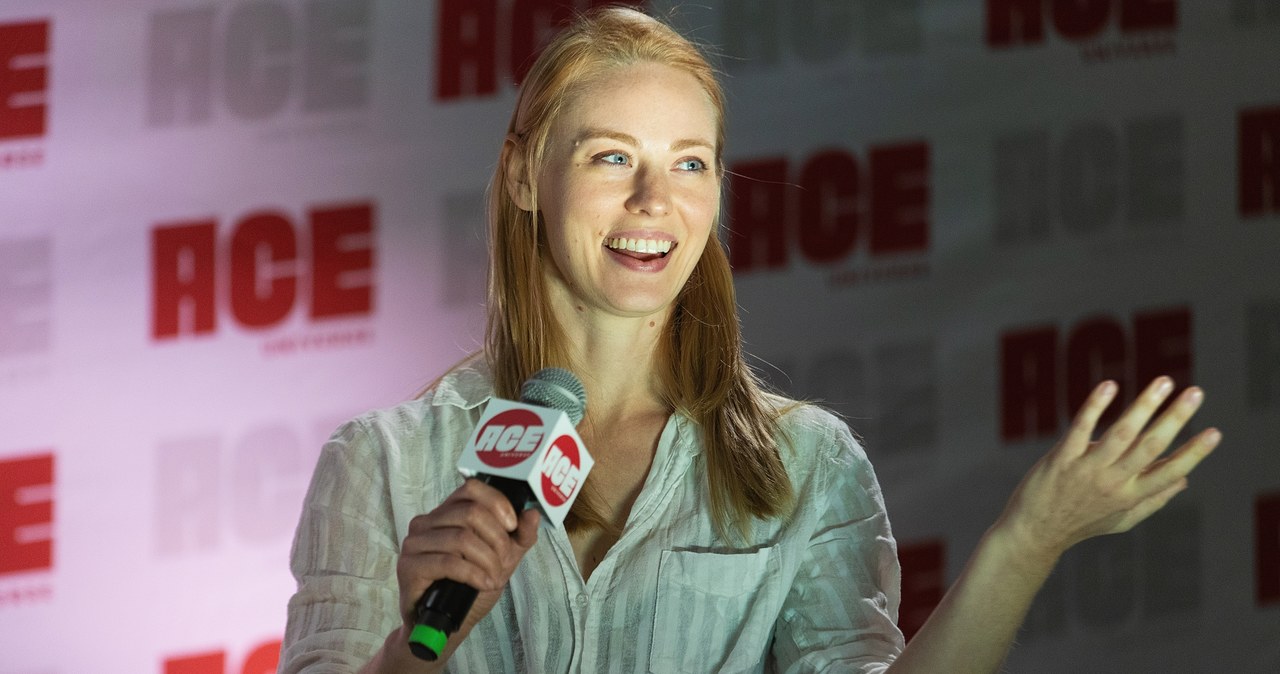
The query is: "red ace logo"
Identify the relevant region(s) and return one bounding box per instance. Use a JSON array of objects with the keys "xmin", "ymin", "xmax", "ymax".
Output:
[
  {"xmin": 986, "ymin": 0, "xmax": 1177, "ymax": 47},
  {"xmin": 435, "ymin": 0, "xmax": 643, "ymax": 100},
  {"xmin": 1000, "ymin": 306, "xmax": 1191, "ymax": 442},
  {"xmin": 0, "ymin": 20, "xmax": 49, "ymax": 141},
  {"xmin": 728, "ymin": 142, "xmax": 931, "ymax": 284},
  {"xmin": 151, "ymin": 201, "xmax": 375, "ymax": 340},
  {"xmin": 898, "ymin": 539, "xmax": 946, "ymax": 641},
  {"xmin": 0, "ymin": 452, "xmax": 55, "ymax": 576},
  {"xmin": 1260, "ymin": 492, "xmax": 1280, "ymax": 606},
  {"xmin": 163, "ymin": 639, "xmax": 280, "ymax": 674},
  {"xmin": 540, "ymin": 435, "xmax": 582, "ymax": 507},
  {"xmin": 473, "ymin": 409, "xmax": 545, "ymax": 468},
  {"xmin": 1240, "ymin": 106, "xmax": 1280, "ymax": 219}
]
